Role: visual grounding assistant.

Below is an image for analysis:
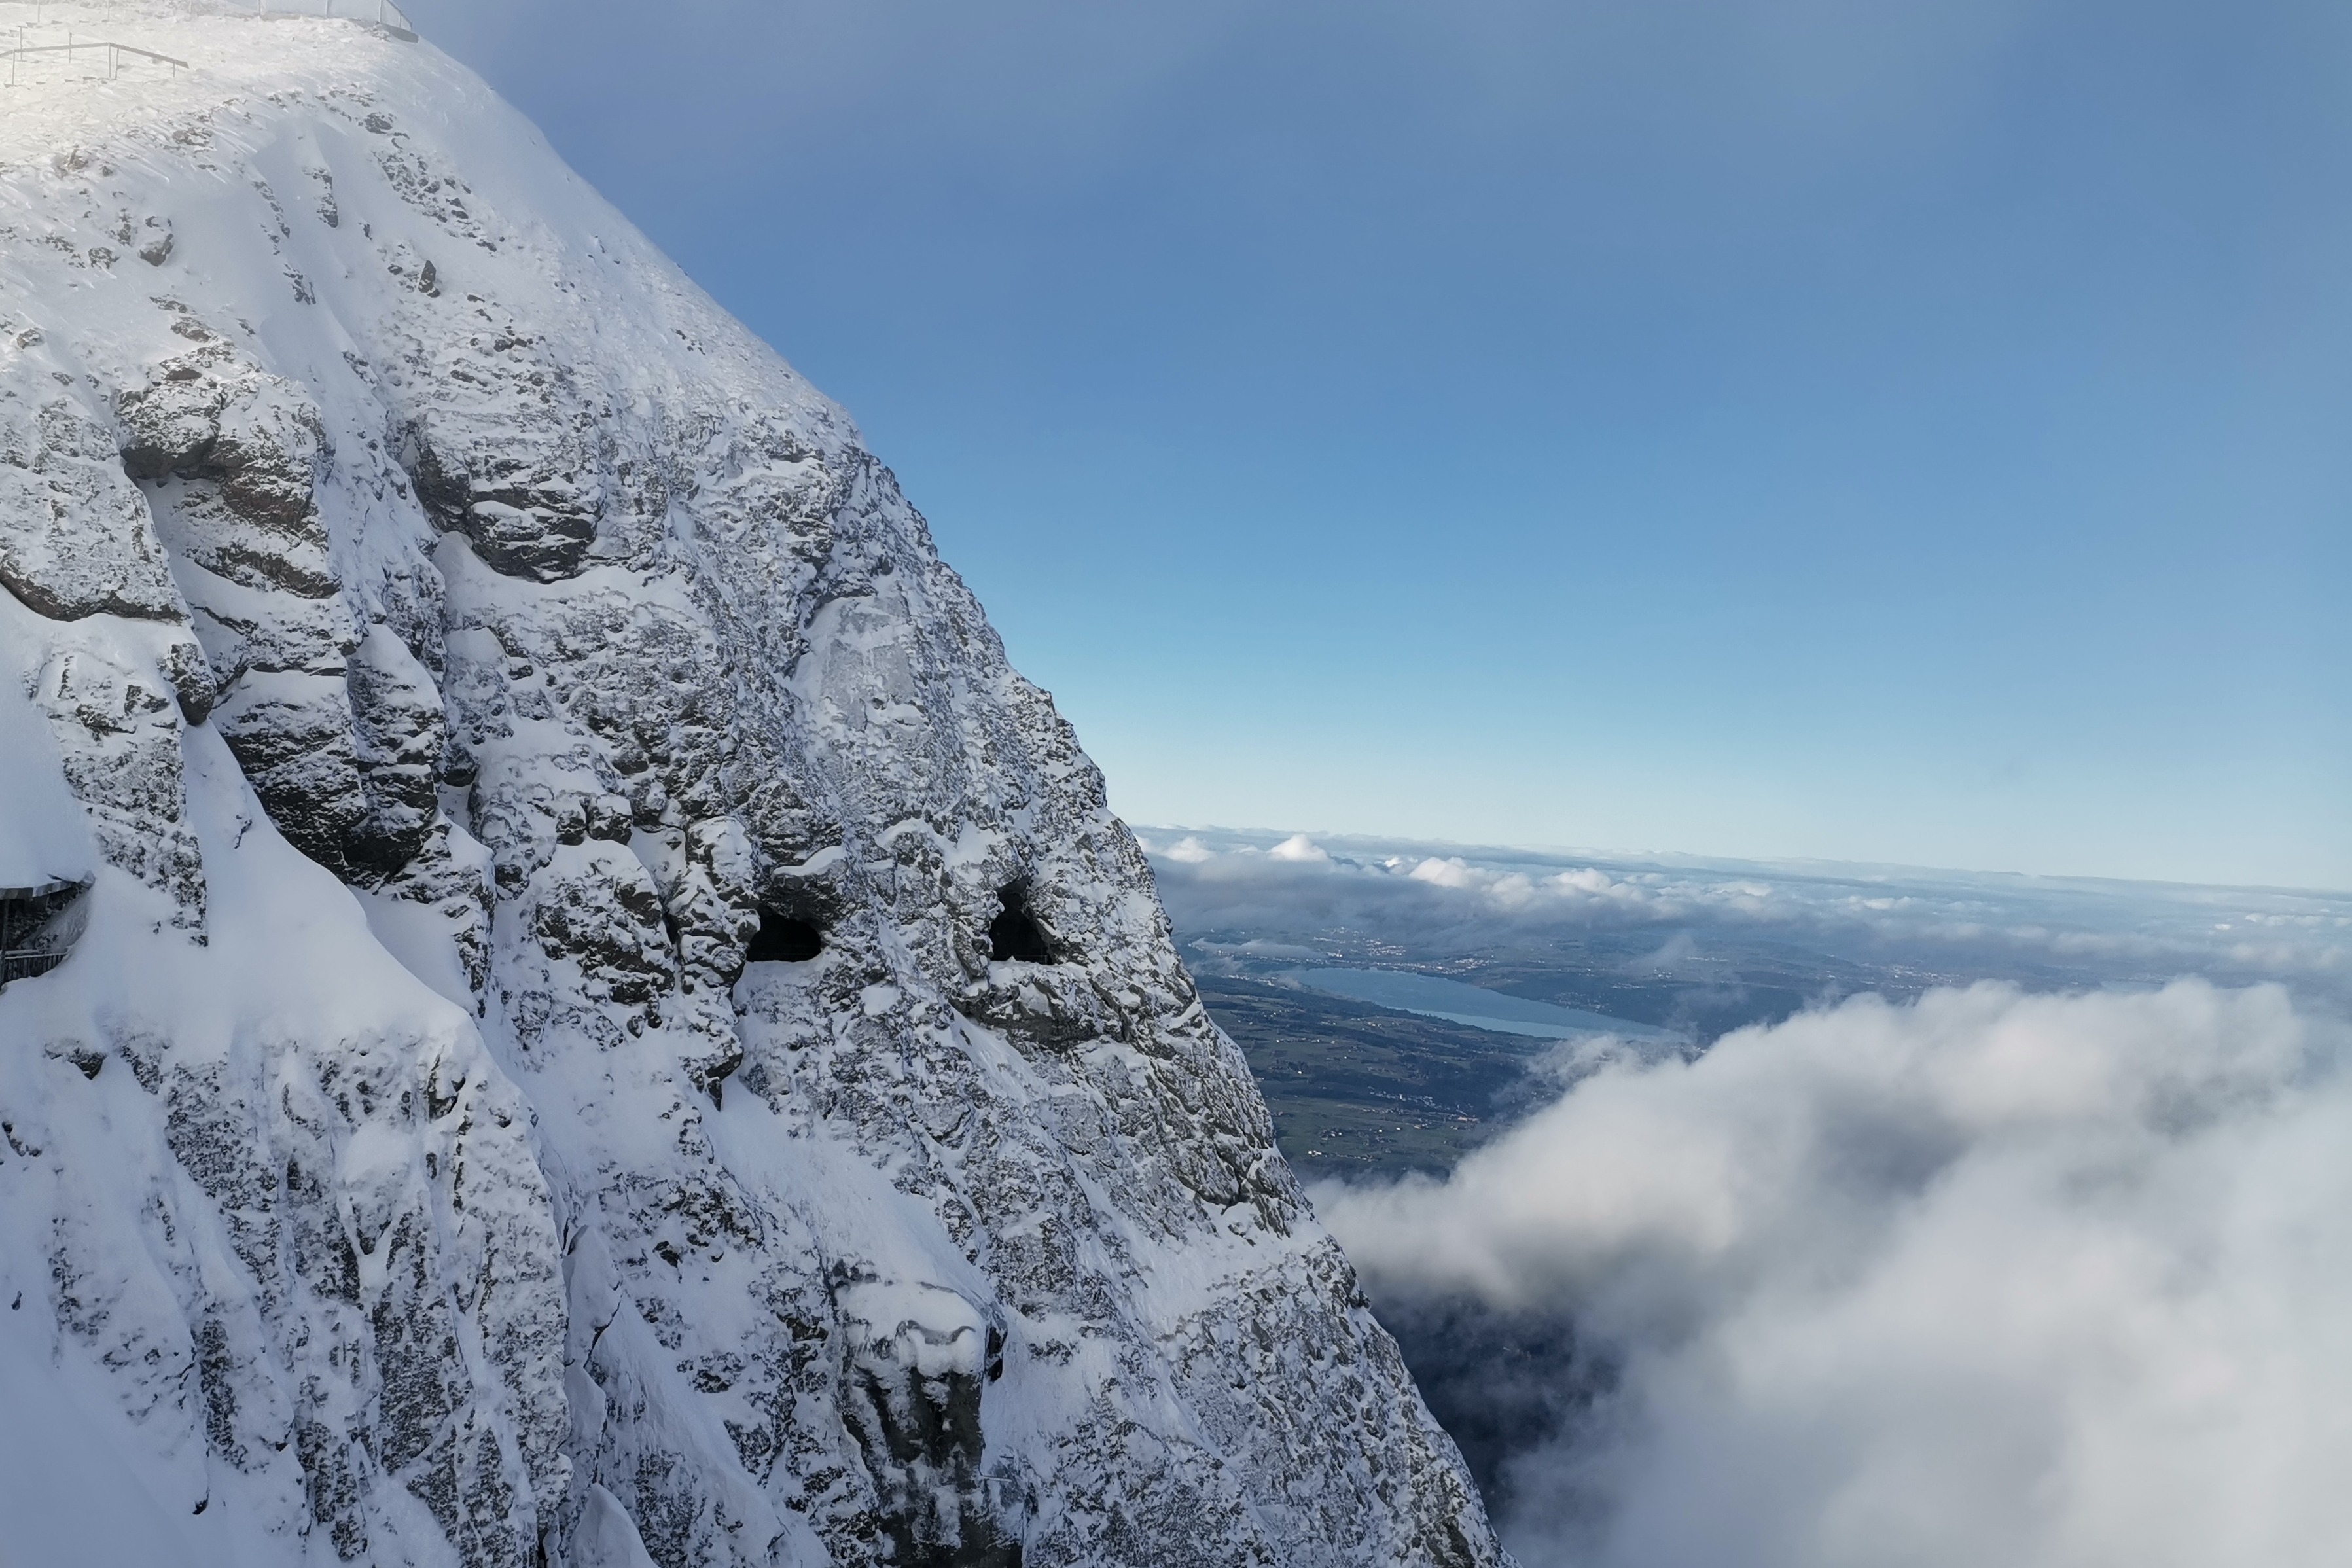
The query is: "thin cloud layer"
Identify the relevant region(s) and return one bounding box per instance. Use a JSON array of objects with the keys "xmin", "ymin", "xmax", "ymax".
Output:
[
  {"xmin": 1139, "ymin": 829, "xmax": 2352, "ymax": 1003},
  {"xmin": 1315, "ymin": 982, "xmax": 2352, "ymax": 1567}
]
